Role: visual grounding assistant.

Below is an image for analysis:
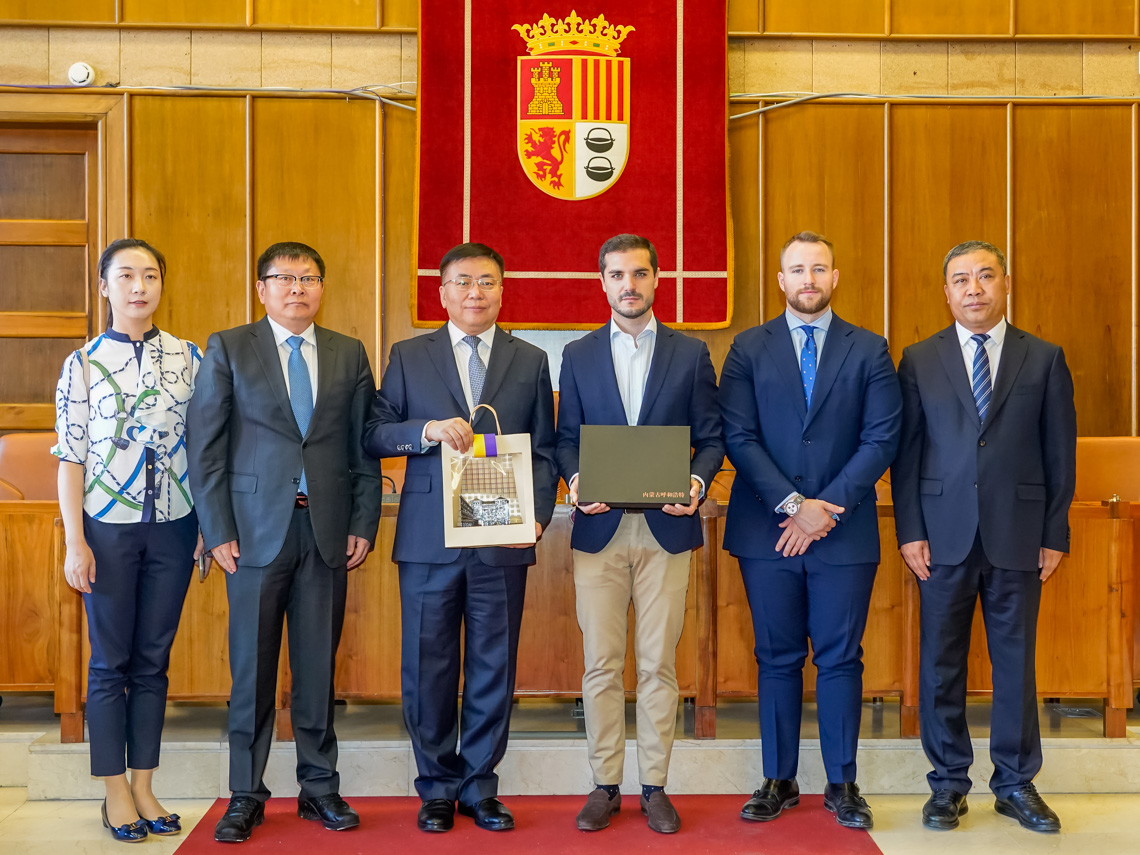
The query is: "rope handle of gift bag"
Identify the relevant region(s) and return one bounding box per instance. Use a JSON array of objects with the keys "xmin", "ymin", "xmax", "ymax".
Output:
[{"xmin": 468, "ymin": 403, "xmax": 503, "ymax": 437}]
